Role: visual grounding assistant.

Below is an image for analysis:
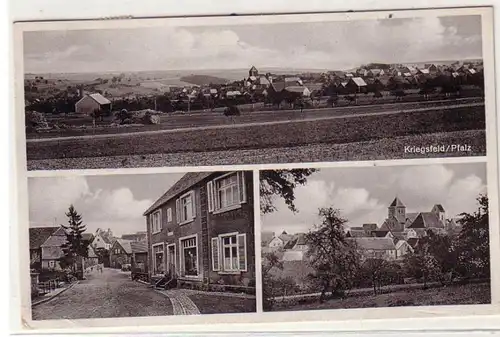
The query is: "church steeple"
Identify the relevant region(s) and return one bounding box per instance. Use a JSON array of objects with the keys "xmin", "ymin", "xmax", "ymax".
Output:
[{"xmin": 388, "ymin": 196, "xmax": 406, "ymax": 224}]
